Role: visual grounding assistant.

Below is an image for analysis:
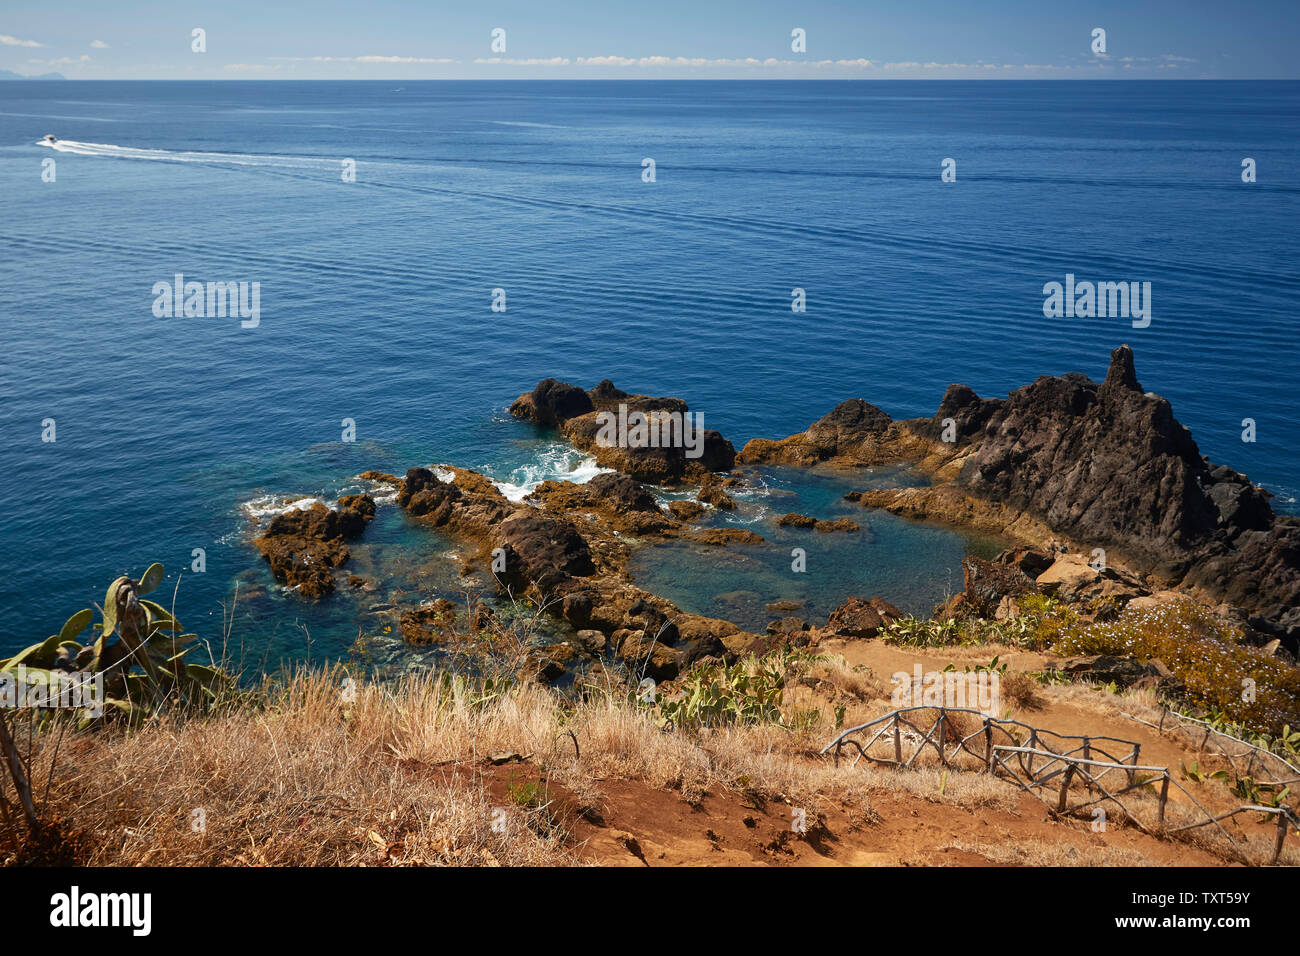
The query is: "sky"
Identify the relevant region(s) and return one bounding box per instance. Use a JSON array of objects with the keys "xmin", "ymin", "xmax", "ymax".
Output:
[{"xmin": 3, "ymin": 0, "xmax": 1298, "ymax": 80}]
